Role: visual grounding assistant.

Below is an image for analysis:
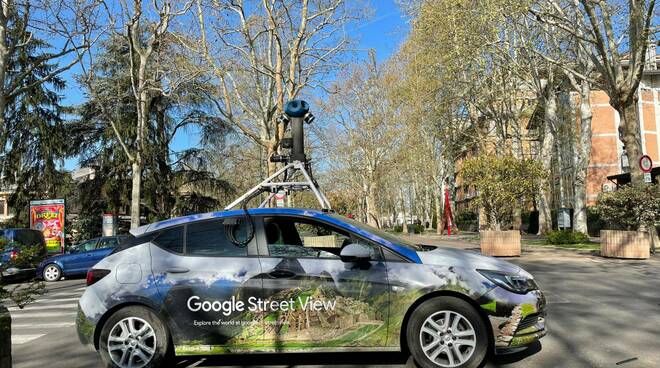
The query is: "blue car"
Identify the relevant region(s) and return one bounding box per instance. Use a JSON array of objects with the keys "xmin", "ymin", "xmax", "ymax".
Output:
[
  {"xmin": 37, "ymin": 235, "xmax": 127, "ymax": 282},
  {"xmin": 77, "ymin": 208, "xmax": 546, "ymax": 368}
]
